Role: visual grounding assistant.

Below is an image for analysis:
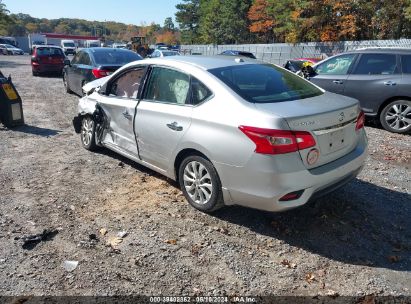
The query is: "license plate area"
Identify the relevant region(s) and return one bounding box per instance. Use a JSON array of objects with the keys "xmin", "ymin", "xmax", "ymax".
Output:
[{"xmin": 326, "ymin": 129, "xmax": 346, "ymax": 153}]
